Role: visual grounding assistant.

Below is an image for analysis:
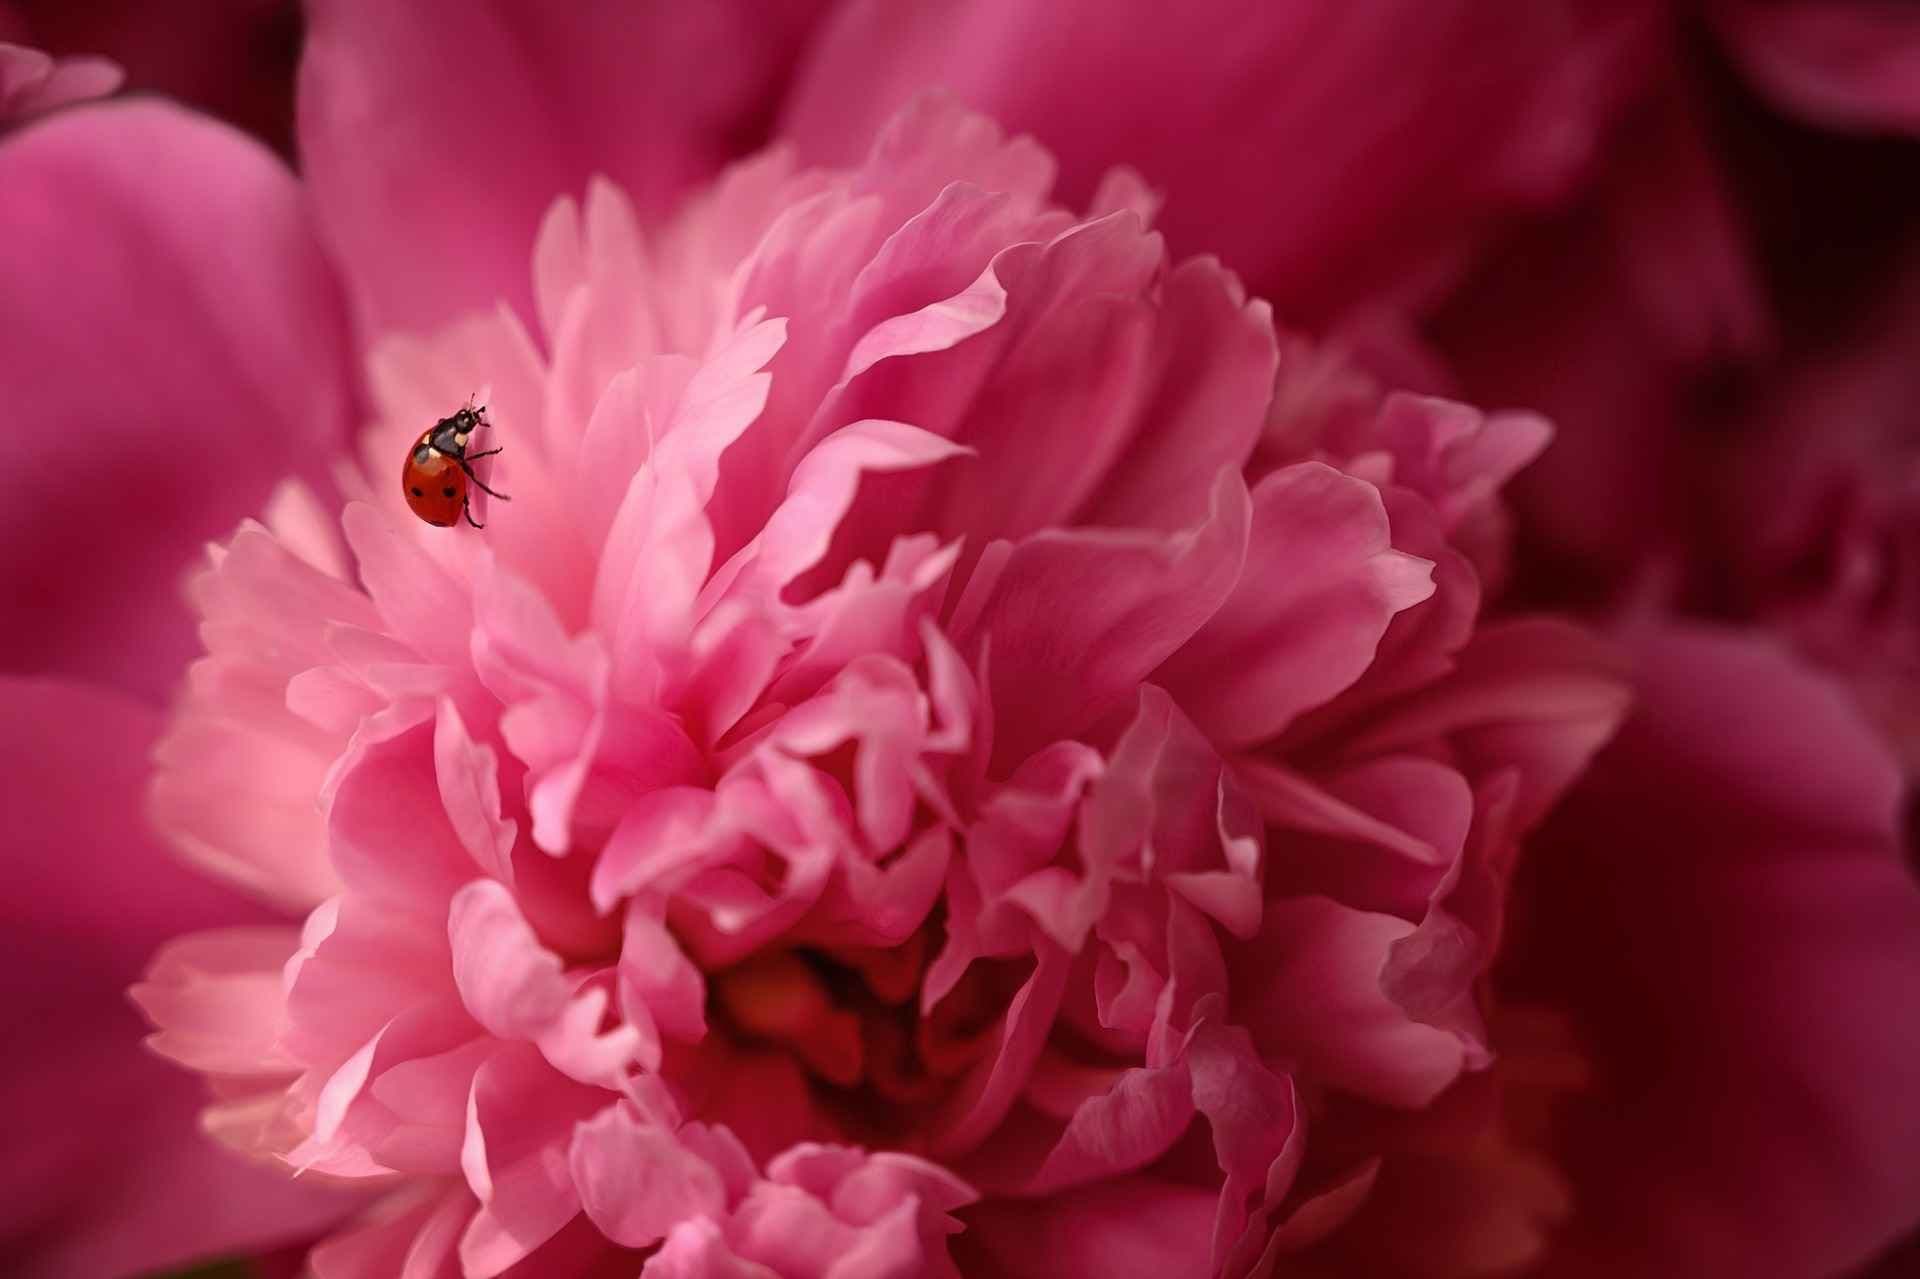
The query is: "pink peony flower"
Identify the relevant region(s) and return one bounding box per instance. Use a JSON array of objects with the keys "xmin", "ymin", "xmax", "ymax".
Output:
[
  {"xmin": 7, "ymin": 4, "xmax": 1916, "ymax": 1273},
  {"xmin": 131, "ymin": 93, "xmax": 1627, "ymax": 1276}
]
